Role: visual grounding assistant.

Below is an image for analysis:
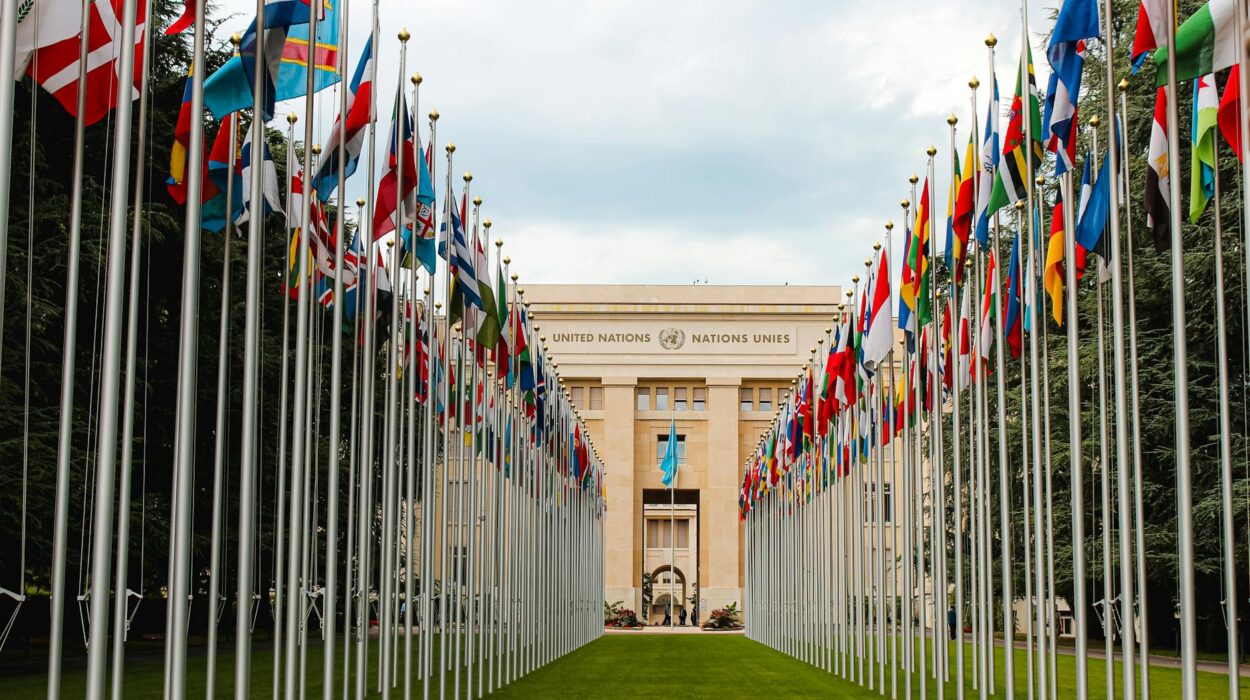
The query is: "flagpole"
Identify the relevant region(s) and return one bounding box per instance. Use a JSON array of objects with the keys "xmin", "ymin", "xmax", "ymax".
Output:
[
  {"xmin": 344, "ymin": 198, "xmax": 366, "ymax": 699},
  {"xmin": 437, "ymin": 145, "xmax": 455, "ymax": 700},
  {"xmin": 948, "ymin": 114, "xmax": 966, "ymax": 700},
  {"xmin": 1118, "ymin": 77, "xmax": 1151, "ymax": 698},
  {"xmin": 206, "ymin": 100, "xmax": 240, "ymax": 700},
  {"xmin": 45, "ymin": 1, "xmax": 96, "ymax": 691},
  {"xmin": 1162, "ymin": 4, "xmax": 1198, "ymax": 695},
  {"xmin": 899, "ymin": 193, "xmax": 914, "ymax": 700},
  {"xmin": 111, "ymin": 4, "xmax": 156, "ymax": 692},
  {"xmin": 0, "ymin": 0, "xmax": 20, "ymax": 385},
  {"xmin": 1090, "ymin": 132, "xmax": 1114, "ymax": 699}
]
